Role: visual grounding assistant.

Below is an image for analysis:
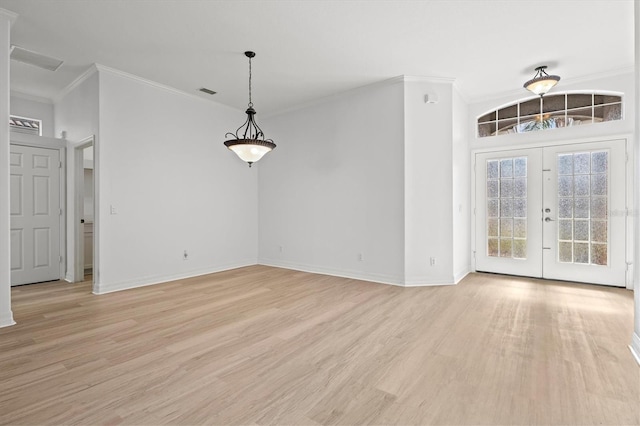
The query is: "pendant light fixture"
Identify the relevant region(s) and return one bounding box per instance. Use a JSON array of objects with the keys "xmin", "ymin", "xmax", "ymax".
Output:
[
  {"xmin": 223, "ymin": 51, "xmax": 276, "ymax": 167},
  {"xmin": 523, "ymin": 65, "xmax": 560, "ymax": 97}
]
